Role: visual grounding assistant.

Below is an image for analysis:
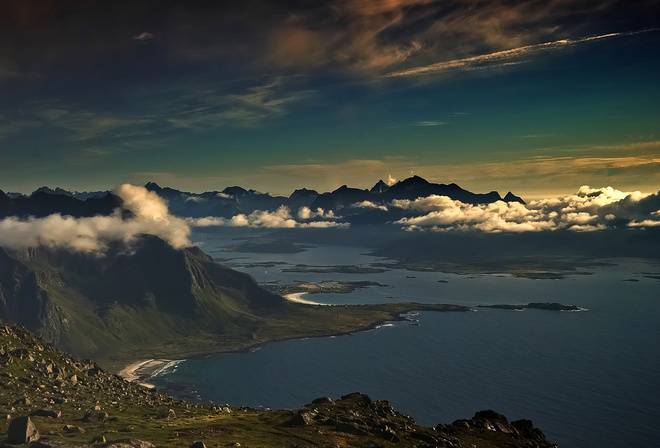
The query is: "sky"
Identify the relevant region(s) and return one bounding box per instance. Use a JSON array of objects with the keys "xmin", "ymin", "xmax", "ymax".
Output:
[{"xmin": 0, "ymin": 0, "xmax": 659, "ymax": 199}]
